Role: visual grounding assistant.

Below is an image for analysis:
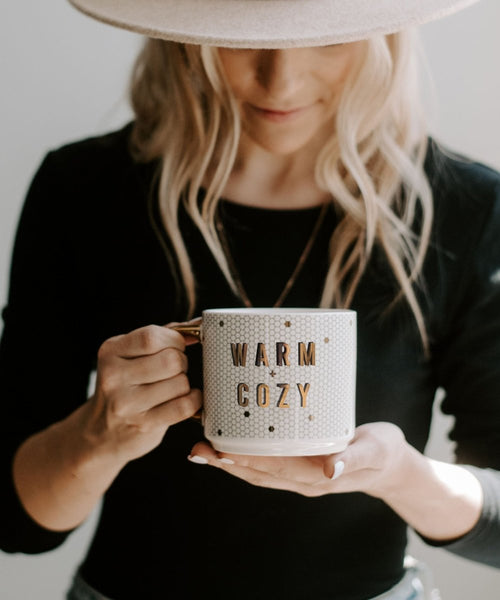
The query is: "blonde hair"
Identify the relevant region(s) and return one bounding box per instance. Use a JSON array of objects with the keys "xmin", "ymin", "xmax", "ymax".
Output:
[{"xmin": 130, "ymin": 32, "xmax": 433, "ymax": 349}]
